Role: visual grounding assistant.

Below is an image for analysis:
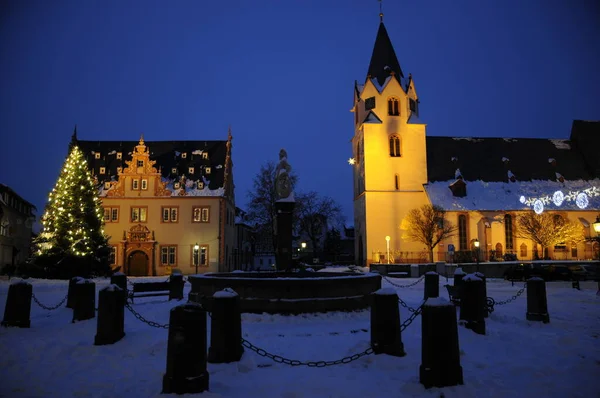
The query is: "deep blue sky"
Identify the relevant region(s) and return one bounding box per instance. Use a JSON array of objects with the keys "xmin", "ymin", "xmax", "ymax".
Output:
[{"xmin": 1, "ymin": 0, "xmax": 599, "ymax": 228}]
